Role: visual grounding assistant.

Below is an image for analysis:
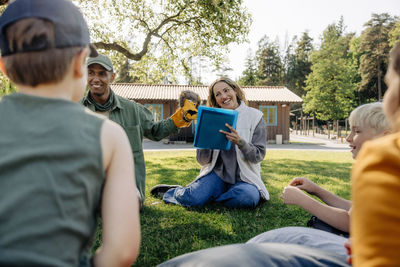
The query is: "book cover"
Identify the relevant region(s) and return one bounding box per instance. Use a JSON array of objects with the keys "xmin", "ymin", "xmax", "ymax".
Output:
[{"xmin": 194, "ymin": 106, "xmax": 238, "ymax": 150}]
